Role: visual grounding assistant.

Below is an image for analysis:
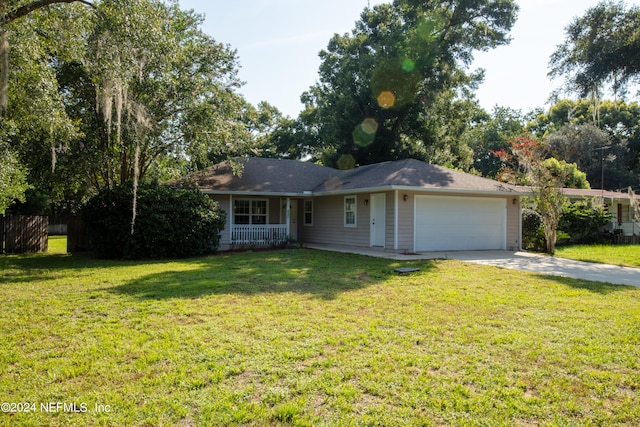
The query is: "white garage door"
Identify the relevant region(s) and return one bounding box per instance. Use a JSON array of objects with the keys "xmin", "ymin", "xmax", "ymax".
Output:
[{"xmin": 415, "ymin": 195, "xmax": 506, "ymax": 251}]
